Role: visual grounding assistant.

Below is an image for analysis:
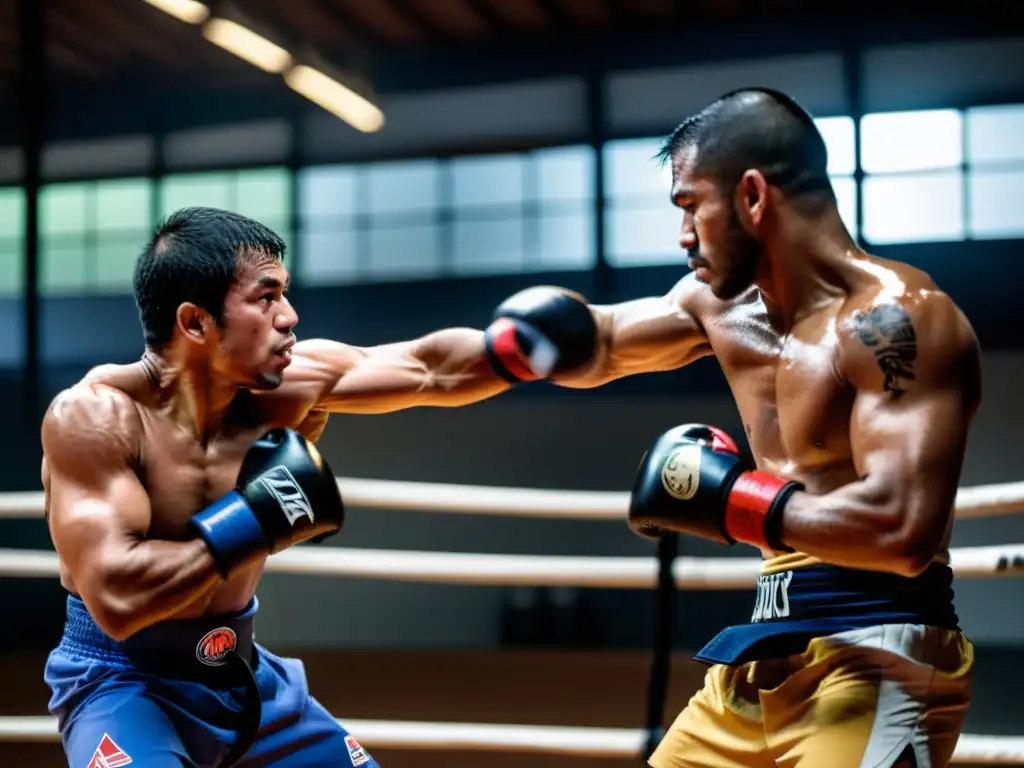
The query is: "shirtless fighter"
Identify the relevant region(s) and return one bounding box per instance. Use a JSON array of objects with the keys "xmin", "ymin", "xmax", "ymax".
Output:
[
  {"xmin": 480, "ymin": 89, "xmax": 981, "ymax": 766},
  {"xmin": 41, "ymin": 207, "xmax": 512, "ymax": 767}
]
